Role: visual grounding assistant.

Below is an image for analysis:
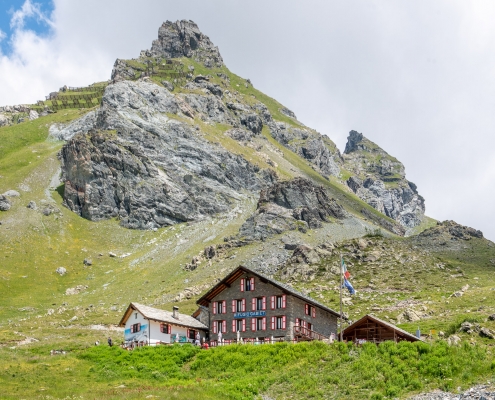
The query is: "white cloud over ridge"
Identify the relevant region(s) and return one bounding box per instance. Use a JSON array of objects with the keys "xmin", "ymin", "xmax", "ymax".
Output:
[{"xmin": 0, "ymin": 0, "xmax": 494, "ymax": 241}]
